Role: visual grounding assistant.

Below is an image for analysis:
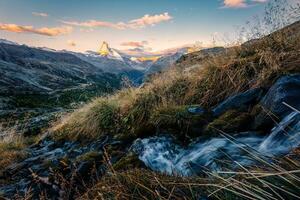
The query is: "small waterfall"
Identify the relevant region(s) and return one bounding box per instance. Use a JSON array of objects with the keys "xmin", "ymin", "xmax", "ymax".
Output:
[{"xmin": 131, "ymin": 111, "xmax": 300, "ymax": 176}]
